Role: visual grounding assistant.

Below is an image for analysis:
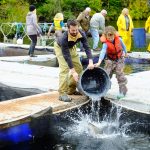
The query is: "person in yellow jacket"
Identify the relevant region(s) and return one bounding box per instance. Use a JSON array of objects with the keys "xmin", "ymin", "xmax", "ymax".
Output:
[
  {"xmin": 117, "ymin": 8, "xmax": 134, "ymax": 52},
  {"xmin": 47, "ymin": 13, "xmax": 65, "ymax": 38},
  {"xmin": 145, "ymin": 16, "xmax": 150, "ymax": 52}
]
